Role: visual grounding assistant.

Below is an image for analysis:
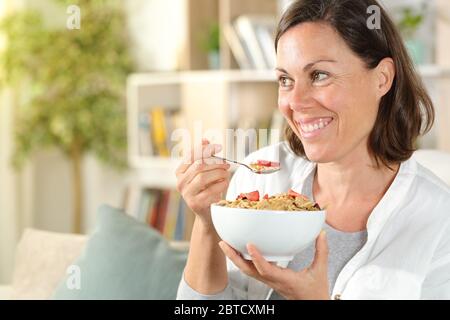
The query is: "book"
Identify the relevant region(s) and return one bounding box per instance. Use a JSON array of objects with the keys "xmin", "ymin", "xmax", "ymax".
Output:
[
  {"xmin": 253, "ymin": 20, "xmax": 277, "ymax": 69},
  {"xmin": 223, "ymin": 22, "xmax": 254, "ymax": 69},
  {"xmin": 138, "ymin": 113, "xmax": 153, "ymax": 156},
  {"xmin": 136, "ymin": 189, "xmax": 151, "ymax": 222},
  {"xmin": 123, "ymin": 184, "xmax": 143, "ymax": 218},
  {"xmin": 163, "ymin": 191, "xmax": 181, "ymax": 239},
  {"xmin": 137, "ymin": 189, "xmax": 159, "ymax": 223},
  {"xmin": 174, "ymin": 198, "xmax": 186, "ymax": 241},
  {"xmin": 234, "ymin": 15, "xmax": 276, "ymax": 70},
  {"xmin": 234, "ymin": 15, "xmax": 267, "ymax": 70},
  {"xmin": 148, "ymin": 190, "xmax": 162, "ymax": 227},
  {"xmin": 124, "ymin": 184, "xmax": 196, "ymax": 240},
  {"xmin": 154, "ymin": 190, "xmax": 171, "ymax": 233},
  {"xmin": 150, "ymin": 107, "xmax": 170, "ymax": 157}
]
